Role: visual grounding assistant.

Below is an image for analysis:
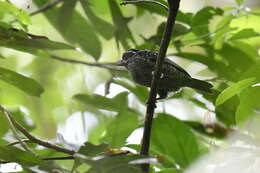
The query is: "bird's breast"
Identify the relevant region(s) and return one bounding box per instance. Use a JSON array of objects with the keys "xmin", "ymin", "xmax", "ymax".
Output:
[{"xmin": 127, "ymin": 60, "xmax": 154, "ymax": 87}]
